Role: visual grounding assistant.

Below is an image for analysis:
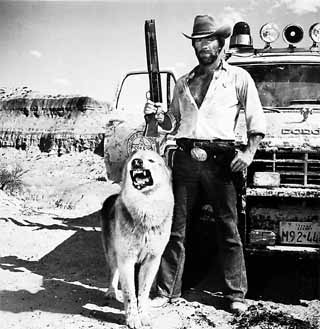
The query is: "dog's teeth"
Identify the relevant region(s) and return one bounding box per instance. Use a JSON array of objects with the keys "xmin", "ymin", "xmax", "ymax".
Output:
[{"xmin": 130, "ymin": 169, "xmax": 153, "ymax": 190}]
